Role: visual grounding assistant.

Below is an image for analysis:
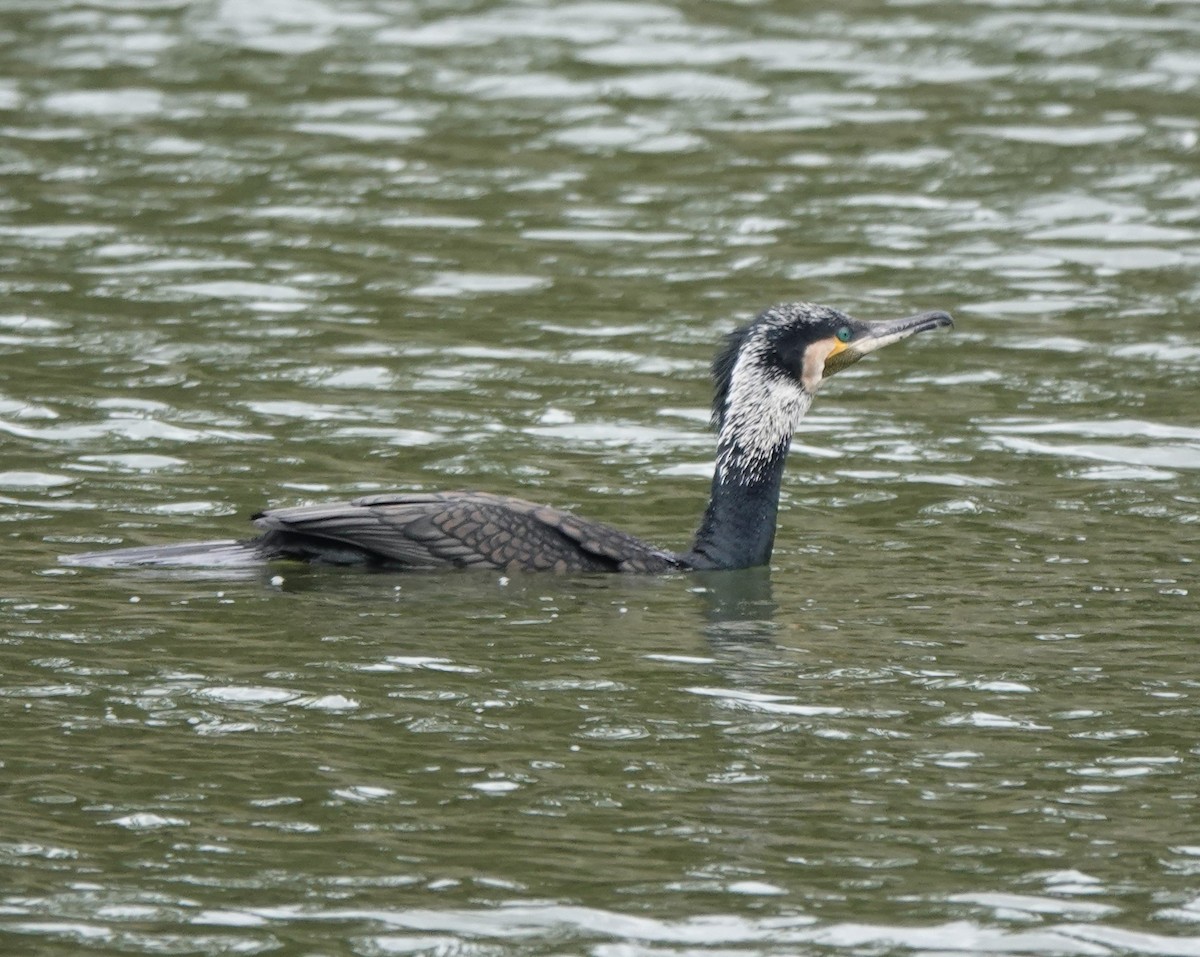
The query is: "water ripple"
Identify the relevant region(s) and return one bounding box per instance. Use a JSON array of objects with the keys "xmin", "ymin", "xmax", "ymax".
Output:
[{"xmin": 4, "ymin": 0, "xmax": 1200, "ymax": 953}]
